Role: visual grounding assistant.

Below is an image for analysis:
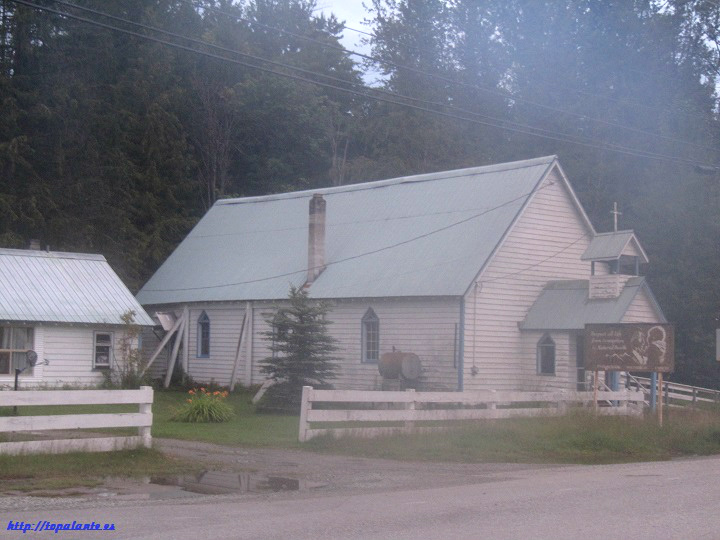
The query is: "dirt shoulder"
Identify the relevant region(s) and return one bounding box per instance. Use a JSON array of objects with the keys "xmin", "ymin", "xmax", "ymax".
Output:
[{"xmin": 155, "ymin": 438, "xmax": 555, "ymax": 495}]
